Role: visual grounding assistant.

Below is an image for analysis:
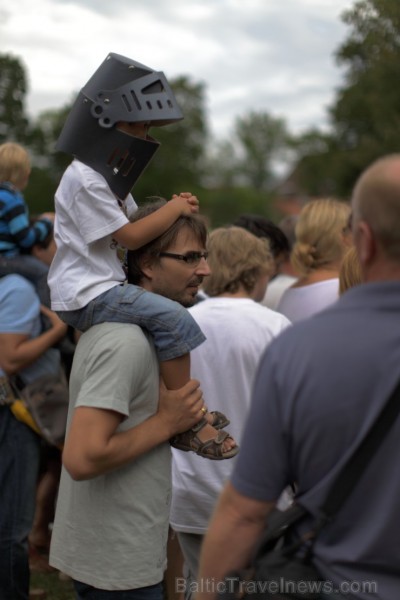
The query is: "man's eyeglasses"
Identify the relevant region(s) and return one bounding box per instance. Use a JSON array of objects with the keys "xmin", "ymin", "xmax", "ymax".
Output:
[{"xmin": 159, "ymin": 251, "xmax": 209, "ymax": 266}]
